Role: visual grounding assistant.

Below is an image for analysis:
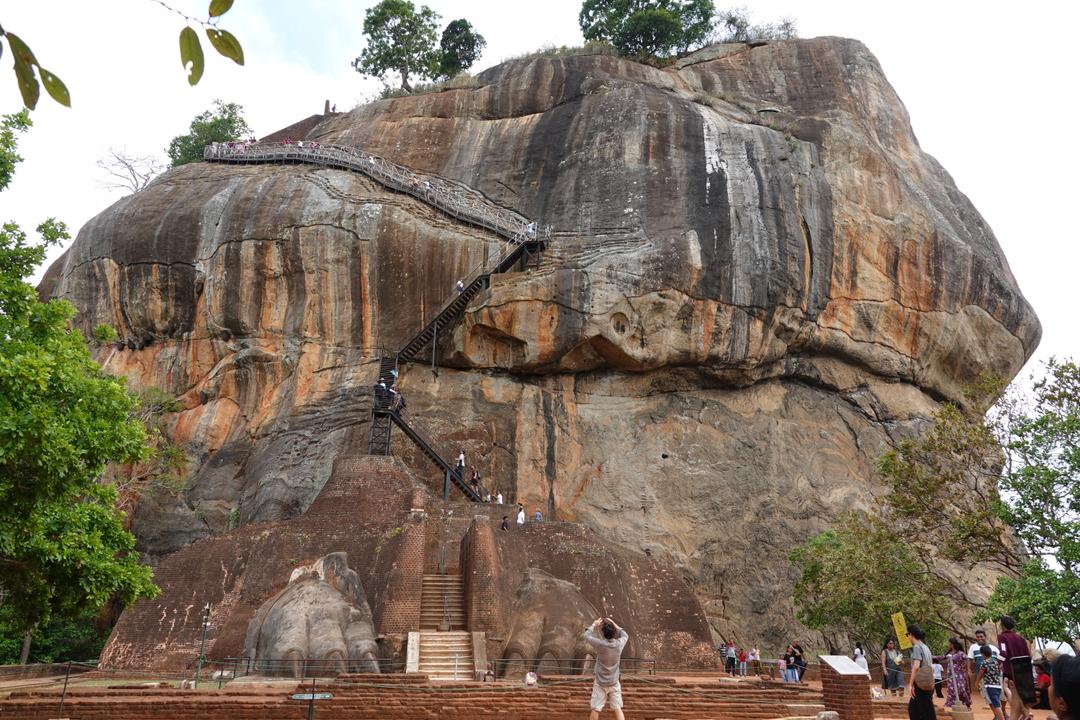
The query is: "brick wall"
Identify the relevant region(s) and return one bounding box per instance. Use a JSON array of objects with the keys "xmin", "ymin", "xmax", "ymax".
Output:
[
  {"xmin": 460, "ymin": 521, "xmax": 503, "ymax": 636},
  {"xmin": 376, "ymin": 520, "xmax": 426, "ymax": 633},
  {"xmin": 821, "ymin": 664, "xmax": 874, "ymax": 720}
]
